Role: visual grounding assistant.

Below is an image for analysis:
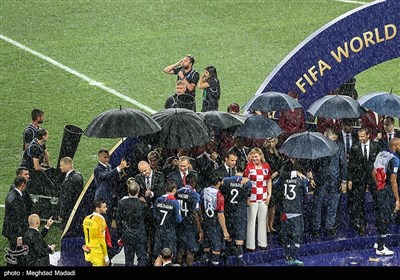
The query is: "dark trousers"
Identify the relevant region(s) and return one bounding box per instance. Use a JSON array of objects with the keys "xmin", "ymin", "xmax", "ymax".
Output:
[{"xmin": 348, "ymin": 182, "xmax": 377, "ymax": 228}]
